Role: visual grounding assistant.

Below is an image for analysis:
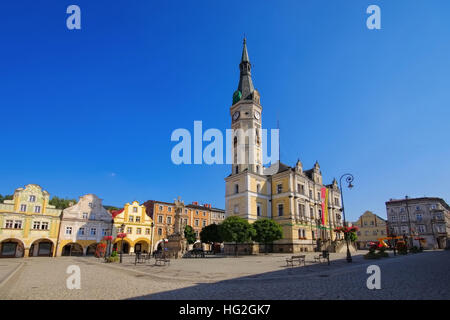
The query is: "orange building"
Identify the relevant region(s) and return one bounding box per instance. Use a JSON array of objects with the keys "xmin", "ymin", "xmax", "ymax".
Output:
[{"xmin": 143, "ymin": 199, "xmax": 225, "ymax": 251}]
